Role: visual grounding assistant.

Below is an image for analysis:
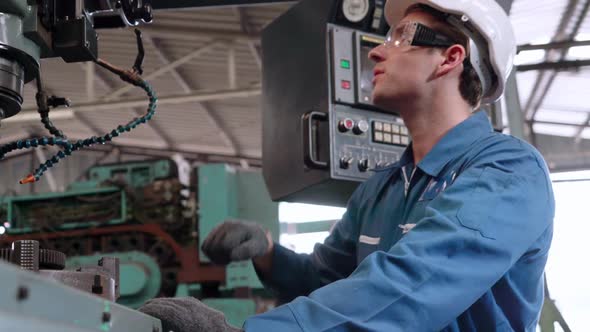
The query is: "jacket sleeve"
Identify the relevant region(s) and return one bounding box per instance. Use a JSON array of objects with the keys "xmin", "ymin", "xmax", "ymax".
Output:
[
  {"xmin": 245, "ymin": 149, "xmax": 555, "ymax": 331},
  {"xmin": 255, "ymin": 182, "xmax": 367, "ymax": 302}
]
